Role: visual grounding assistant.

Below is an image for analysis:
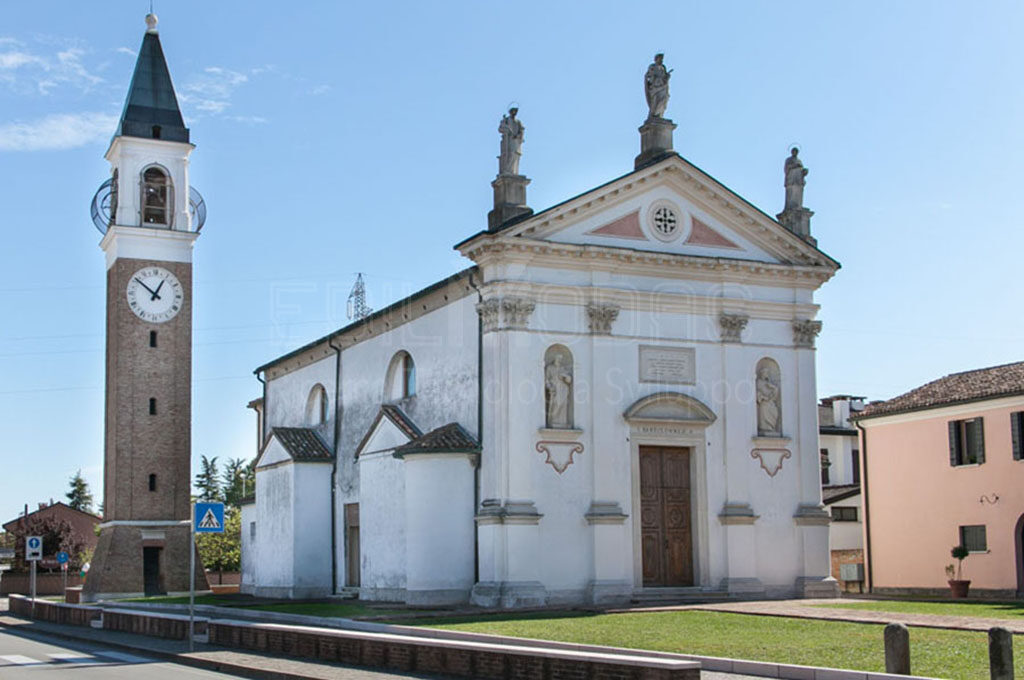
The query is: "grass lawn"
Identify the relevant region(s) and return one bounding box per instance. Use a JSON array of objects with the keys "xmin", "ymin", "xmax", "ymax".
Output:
[
  {"xmin": 409, "ymin": 610, "xmax": 1023, "ymax": 680},
  {"xmin": 814, "ymin": 599, "xmax": 1024, "ymax": 620}
]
